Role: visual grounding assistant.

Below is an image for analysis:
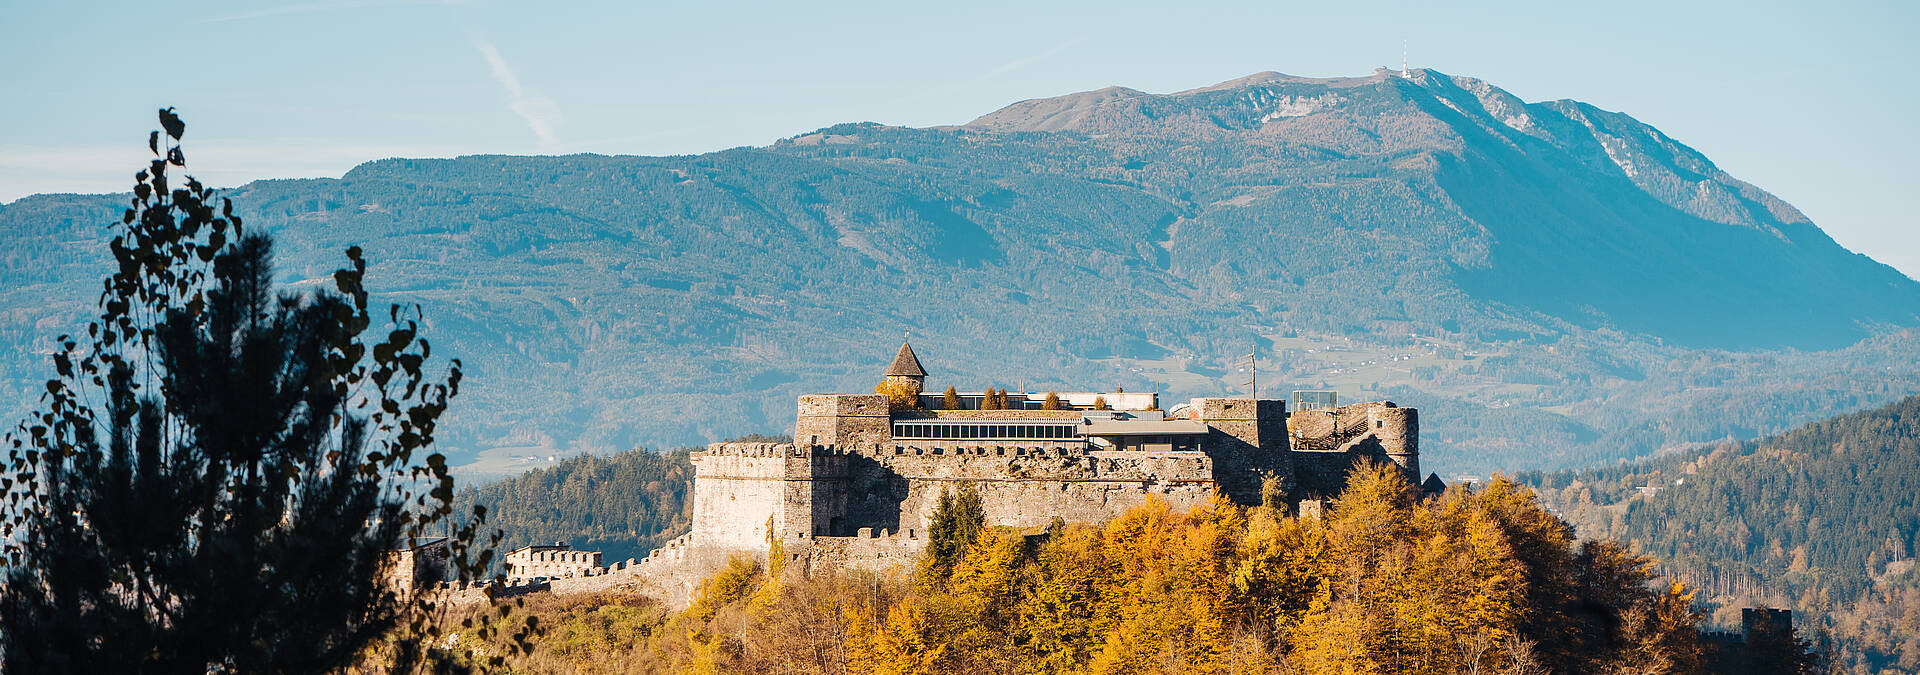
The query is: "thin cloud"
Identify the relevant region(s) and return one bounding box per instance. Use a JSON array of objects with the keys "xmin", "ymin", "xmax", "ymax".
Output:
[
  {"xmin": 981, "ymin": 36, "xmax": 1088, "ymax": 80},
  {"xmin": 202, "ymin": 0, "xmax": 445, "ymax": 23},
  {"xmin": 471, "ymin": 34, "xmax": 564, "ymax": 150},
  {"xmin": 888, "ymin": 35, "xmax": 1091, "ymax": 109}
]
